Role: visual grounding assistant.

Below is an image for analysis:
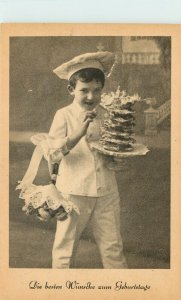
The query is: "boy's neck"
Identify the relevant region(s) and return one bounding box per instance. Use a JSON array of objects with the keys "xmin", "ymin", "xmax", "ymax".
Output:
[{"xmin": 72, "ymin": 100, "xmax": 86, "ymax": 112}]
